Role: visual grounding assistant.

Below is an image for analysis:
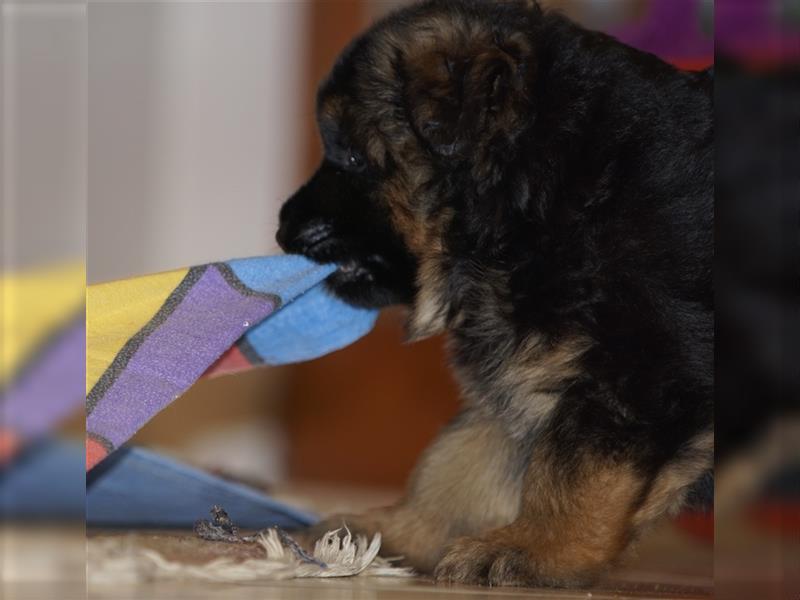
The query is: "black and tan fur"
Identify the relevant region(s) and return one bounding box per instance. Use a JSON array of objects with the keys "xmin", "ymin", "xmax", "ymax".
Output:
[{"xmin": 277, "ymin": 0, "xmax": 713, "ymax": 587}]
